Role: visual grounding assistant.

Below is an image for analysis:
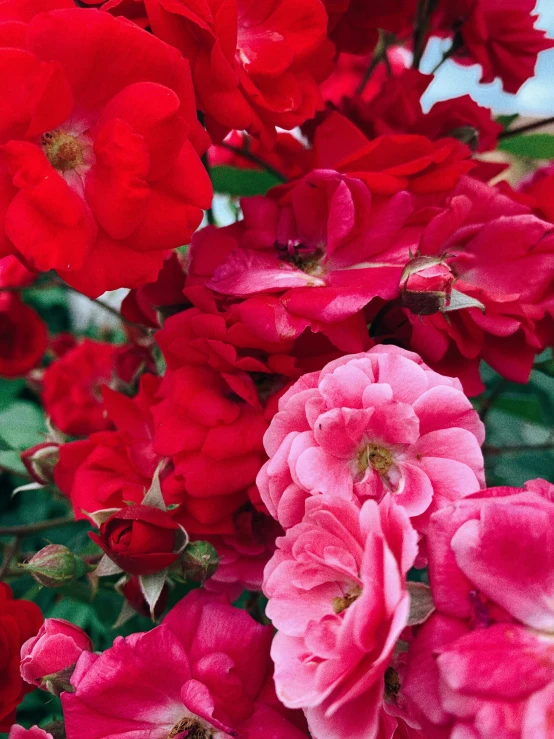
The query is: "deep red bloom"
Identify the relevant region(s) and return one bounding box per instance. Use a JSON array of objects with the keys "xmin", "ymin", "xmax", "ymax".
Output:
[
  {"xmin": 0, "ymin": 6, "xmax": 211, "ymax": 297},
  {"xmin": 518, "ymin": 163, "xmax": 554, "ymax": 224},
  {"xmin": 310, "ymin": 113, "xmax": 474, "ymax": 196},
  {"xmin": 340, "ymin": 68, "xmax": 502, "ymax": 153},
  {"xmin": 438, "ymin": 0, "xmax": 554, "ymax": 93},
  {"xmin": 120, "ymin": 252, "xmax": 187, "ymax": 330},
  {"xmin": 54, "ymin": 374, "xmax": 161, "ymax": 517},
  {"xmin": 153, "ymin": 364, "xmax": 268, "ymax": 534},
  {"xmin": 90, "ymin": 505, "xmax": 185, "ymax": 576},
  {"xmin": 143, "ymin": 0, "xmax": 330, "ymax": 145},
  {"xmin": 0, "ymin": 584, "xmax": 43, "ymax": 732},
  {"xmin": 41, "ymin": 339, "xmax": 117, "ymax": 436},
  {"xmin": 0, "ymin": 294, "xmax": 47, "ymax": 378}
]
